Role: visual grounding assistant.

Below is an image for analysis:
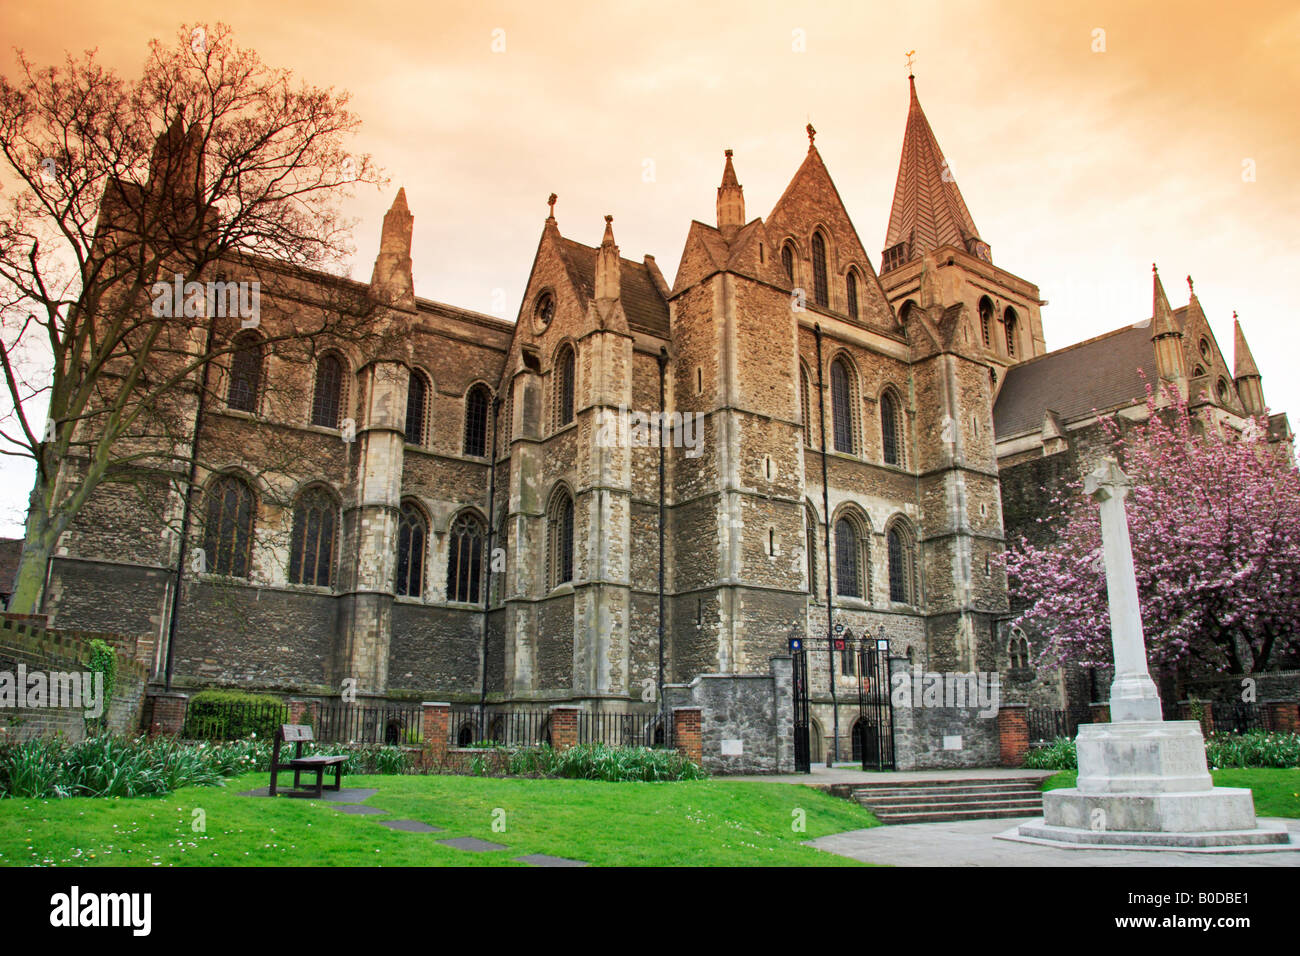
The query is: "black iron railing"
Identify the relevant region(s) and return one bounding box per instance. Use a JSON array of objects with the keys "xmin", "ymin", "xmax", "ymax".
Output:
[
  {"xmin": 446, "ymin": 707, "xmax": 673, "ymax": 749},
  {"xmin": 577, "ymin": 711, "xmax": 672, "ymax": 749},
  {"xmin": 1210, "ymin": 701, "xmax": 1270, "ymax": 735},
  {"xmin": 314, "ymin": 701, "xmax": 422, "ymax": 745},
  {"xmin": 1027, "ymin": 708, "xmax": 1075, "ymax": 744}
]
